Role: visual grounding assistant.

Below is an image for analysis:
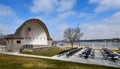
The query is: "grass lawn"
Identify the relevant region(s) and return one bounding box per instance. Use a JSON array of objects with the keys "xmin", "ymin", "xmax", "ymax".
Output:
[
  {"xmin": 0, "ymin": 54, "xmax": 118, "ymax": 69},
  {"xmin": 114, "ymin": 50, "xmax": 120, "ymax": 54},
  {"xmin": 22, "ymin": 47, "xmax": 69, "ymax": 56}
]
